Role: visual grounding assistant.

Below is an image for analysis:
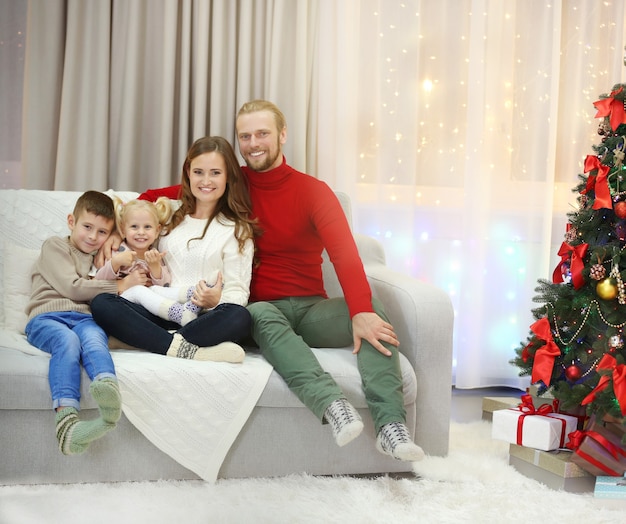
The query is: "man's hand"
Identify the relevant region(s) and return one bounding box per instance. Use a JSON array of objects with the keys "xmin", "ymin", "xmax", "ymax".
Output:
[
  {"xmin": 191, "ymin": 273, "xmax": 223, "ymax": 310},
  {"xmin": 351, "ymin": 311, "xmax": 399, "ymax": 356},
  {"xmin": 116, "ymin": 269, "xmax": 149, "ymax": 295},
  {"xmin": 95, "ymin": 232, "xmax": 122, "ymax": 268}
]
